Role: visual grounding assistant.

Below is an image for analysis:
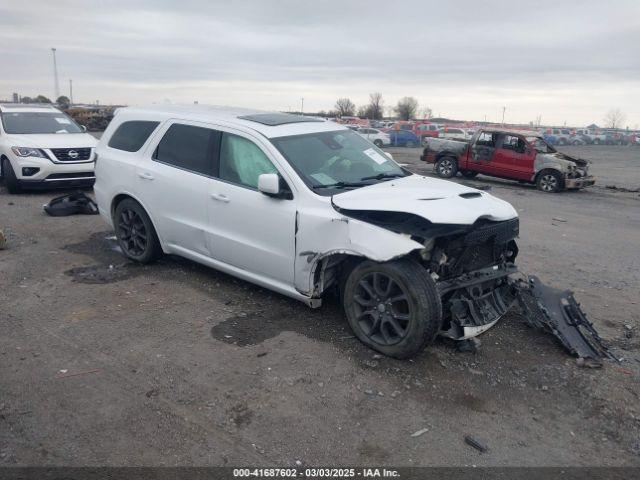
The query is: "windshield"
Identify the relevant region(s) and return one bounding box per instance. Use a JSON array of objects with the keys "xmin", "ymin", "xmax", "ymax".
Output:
[
  {"xmin": 526, "ymin": 136, "xmax": 556, "ymax": 153},
  {"xmin": 1, "ymin": 112, "xmax": 84, "ymax": 134},
  {"xmin": 270, "ymin": 129, "xmax": 409, "ymax": 195}
]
